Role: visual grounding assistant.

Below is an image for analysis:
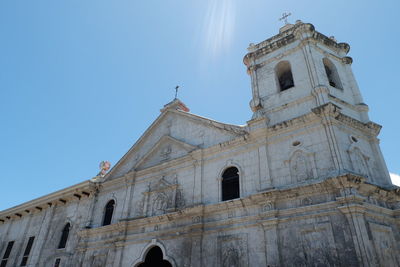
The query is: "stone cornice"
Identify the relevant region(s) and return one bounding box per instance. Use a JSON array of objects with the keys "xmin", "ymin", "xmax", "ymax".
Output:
[
  {"xmin": 76, "ymin": 173, "xmax": 399, "ymax": 242},
  {"xmin": 0, "ymin": 180, "xmax": 96, "ymax": 223},
  {"xmin": 336, "ymin": 114, "xmax": 381, "ymax": 136},
  {"xmin": 312, "ymin": 102, "xmax": 341, "ymax": 118},
  {"xmin": 267, "ymin": 112, "xmax": 318, "ymax": 134},
  {"xmin": 244, "ymin": 22, "xmax": 350, "ymax": 67},
  {"xmin": 328, "ymin": 94, "xmax": 362, "ymax": 113},
  {"xmin": 311, "ymin": 102, "xmax": 382, "ymax": 136}
]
